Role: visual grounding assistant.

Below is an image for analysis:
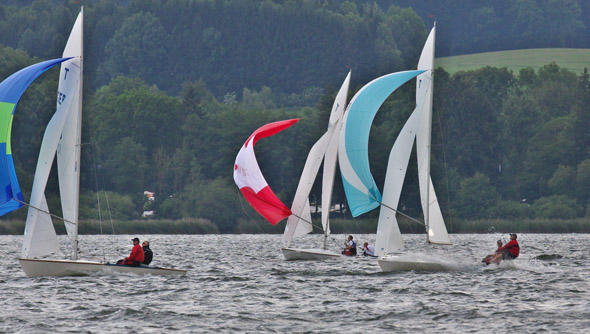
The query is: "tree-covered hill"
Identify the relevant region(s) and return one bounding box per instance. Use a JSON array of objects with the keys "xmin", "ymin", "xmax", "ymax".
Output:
[
  {"xmin": 0, "ymin": 0, "xmax": 588, "ymax": 233},
  {"xmin": 0, "ymin": 0, "xmax": 588, "ymax": 97}
]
